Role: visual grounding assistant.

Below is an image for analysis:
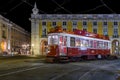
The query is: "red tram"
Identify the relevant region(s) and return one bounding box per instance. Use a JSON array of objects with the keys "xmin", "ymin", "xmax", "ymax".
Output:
[{"xmin": 46, "ymin": 26, "xmax": 111, "ymax": 62}]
